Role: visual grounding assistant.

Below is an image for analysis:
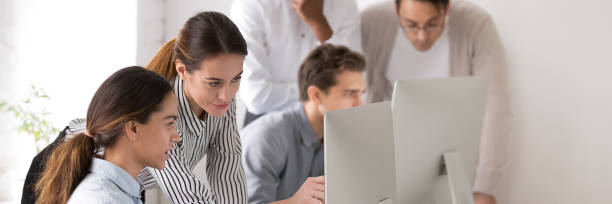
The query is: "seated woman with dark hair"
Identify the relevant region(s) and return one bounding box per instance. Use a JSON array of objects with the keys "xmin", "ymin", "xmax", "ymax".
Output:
[{"xmin": 34, "ymin": 66, "xmax": 180, "ymax": 204}]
